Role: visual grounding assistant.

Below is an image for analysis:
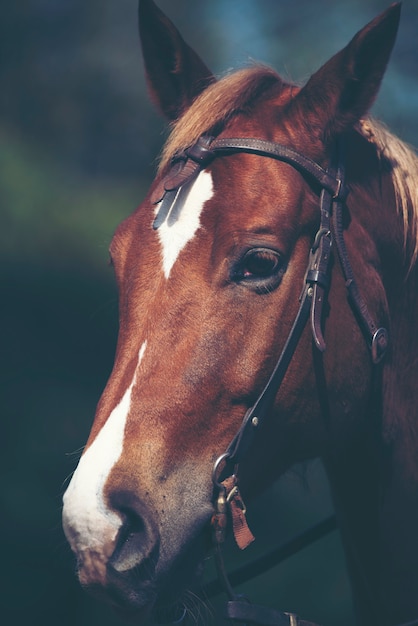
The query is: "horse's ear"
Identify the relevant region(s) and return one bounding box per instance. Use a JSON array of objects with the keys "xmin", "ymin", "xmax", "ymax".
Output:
[
  {"xmin": 138, "ymin": 0, "xmax": 215, "ymax": 121},
  {"xmin": 291, "ymin": 3, "xmax": 401, "ymax": 146}
]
